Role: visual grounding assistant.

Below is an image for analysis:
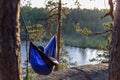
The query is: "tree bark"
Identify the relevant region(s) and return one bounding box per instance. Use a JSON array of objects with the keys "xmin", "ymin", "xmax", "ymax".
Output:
[
  {"xmin": 57, "ymin": 0, "xmax": 62, "ymax": 62},
  {"xmin": 0, "ymin": 0, "xmax": 23, "ymax": 80},
  {"xmin": 109, "ymin": 0, "xmax": 120, "ymax": 80}
]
